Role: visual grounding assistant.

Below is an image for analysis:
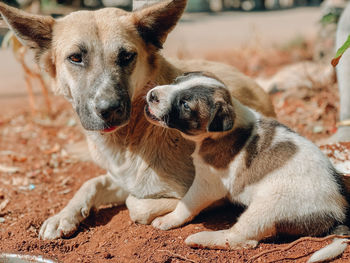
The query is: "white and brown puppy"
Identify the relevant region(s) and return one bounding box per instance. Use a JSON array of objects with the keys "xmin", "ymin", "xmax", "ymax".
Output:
[{"xmin": 145, "ymin": 72, "xmax": 350, "ymax": 249}]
